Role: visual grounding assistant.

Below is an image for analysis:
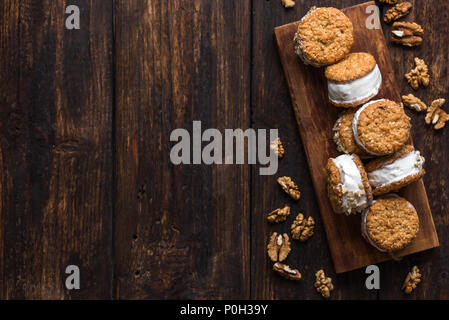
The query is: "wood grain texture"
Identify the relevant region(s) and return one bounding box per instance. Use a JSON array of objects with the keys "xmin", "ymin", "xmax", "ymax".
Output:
[
  {"xmin": 274, "ymin": 1, "xmax": 438, "ymax": 274},
  {"xmin": 0, "ymin": 0, "xmax": 114, "ymax": 299},
  {"xmin": 114, "ymin": 0, "xmax": 251, "ymax": 299}
]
